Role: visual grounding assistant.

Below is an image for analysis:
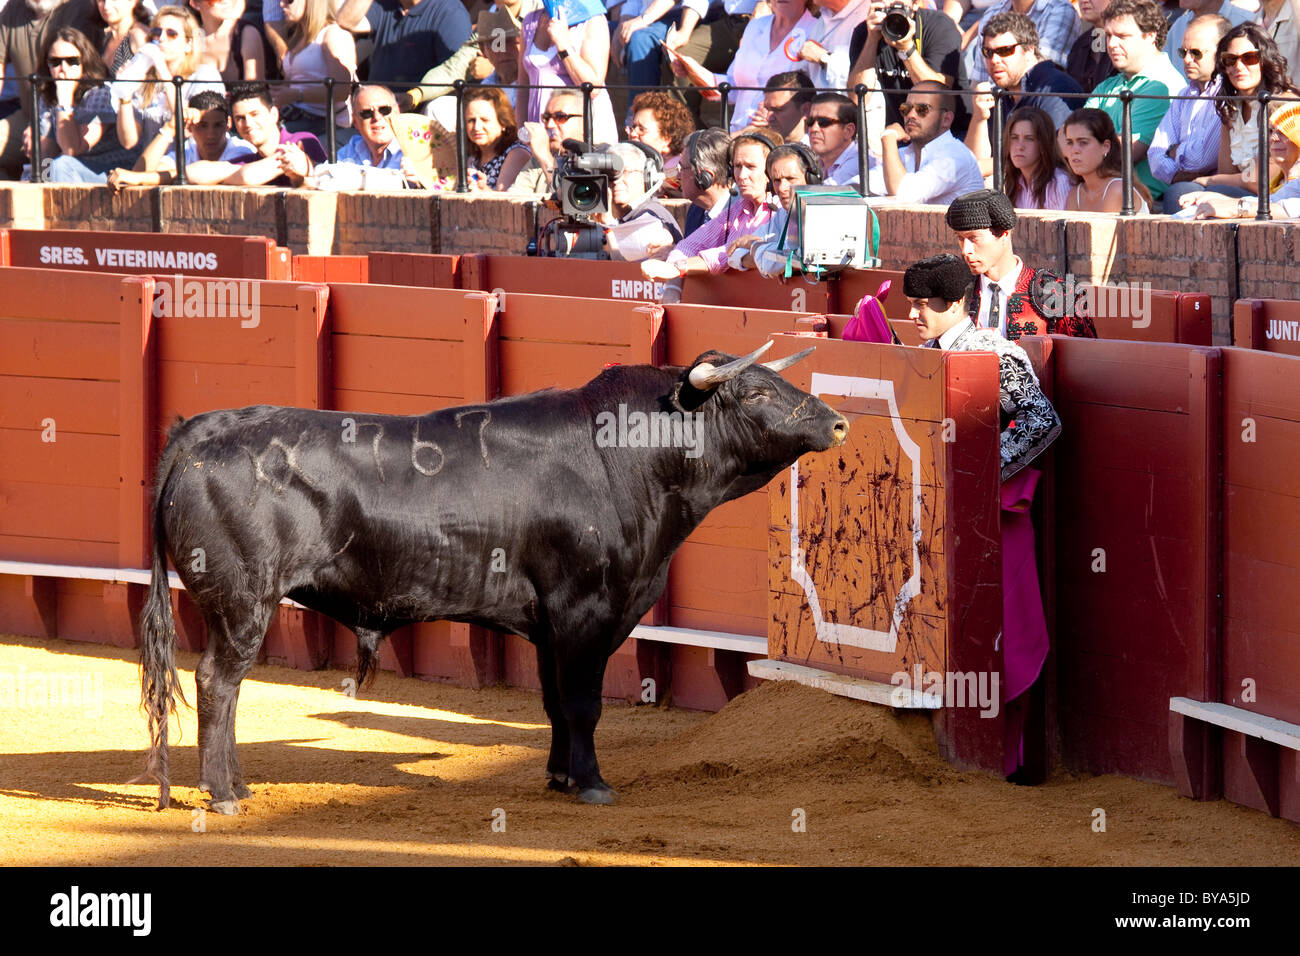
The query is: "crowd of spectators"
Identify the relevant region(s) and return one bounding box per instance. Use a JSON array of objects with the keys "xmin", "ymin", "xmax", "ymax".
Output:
[{"xmin": 3, "ymin": 0, "xmax": 1300, "ymax": 225}]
